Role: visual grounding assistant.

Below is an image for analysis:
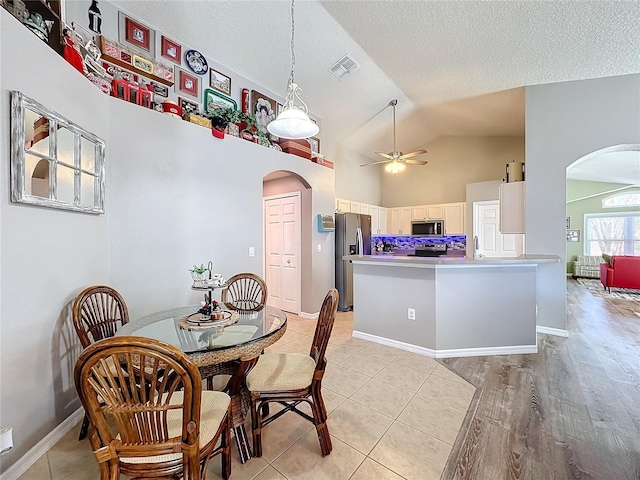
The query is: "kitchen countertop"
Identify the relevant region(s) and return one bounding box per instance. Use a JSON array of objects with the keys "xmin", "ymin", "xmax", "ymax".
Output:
[{"xmin": 344, "ymin": 254, "xmax": 561, "ymax": 266}]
